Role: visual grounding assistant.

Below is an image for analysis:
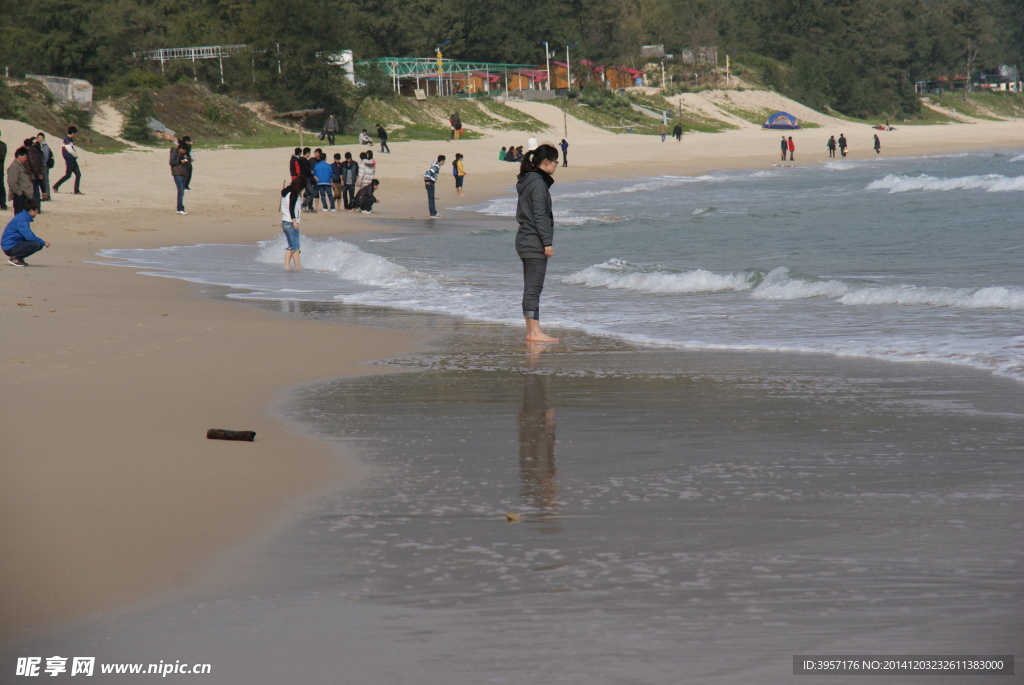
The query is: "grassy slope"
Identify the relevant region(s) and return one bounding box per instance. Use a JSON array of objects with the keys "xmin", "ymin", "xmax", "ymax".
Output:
[{"xmin": 5, "ymin": 78, "xmax": 1022, "ymax": 150}]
